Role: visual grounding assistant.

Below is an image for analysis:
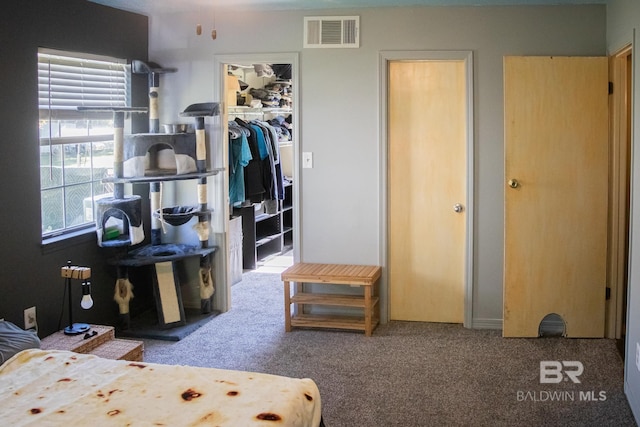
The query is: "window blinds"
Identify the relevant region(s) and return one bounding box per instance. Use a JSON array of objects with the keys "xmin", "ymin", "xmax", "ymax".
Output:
[{"xmin": 38, "ymin": 50, "xmax": 128, "ymax": 119}]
